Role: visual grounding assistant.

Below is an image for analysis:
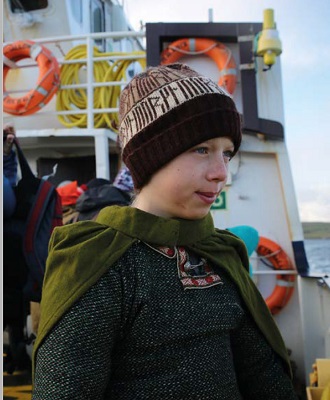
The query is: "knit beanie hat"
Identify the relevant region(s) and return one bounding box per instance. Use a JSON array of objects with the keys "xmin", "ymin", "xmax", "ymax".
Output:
[{"xmin": 119, "ymin": 63, "xmax": 242, "ymax": 189}]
